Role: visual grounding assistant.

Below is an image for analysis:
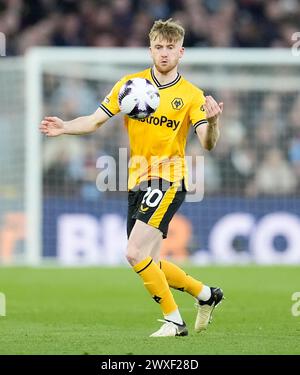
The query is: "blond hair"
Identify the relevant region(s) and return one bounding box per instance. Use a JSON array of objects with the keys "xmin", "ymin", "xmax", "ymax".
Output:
[{"xmin": 149, "ymin": 18, "xmax": 185, "ymax": 43}]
